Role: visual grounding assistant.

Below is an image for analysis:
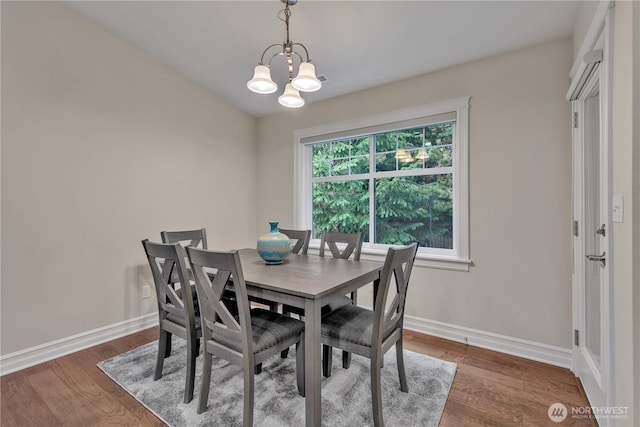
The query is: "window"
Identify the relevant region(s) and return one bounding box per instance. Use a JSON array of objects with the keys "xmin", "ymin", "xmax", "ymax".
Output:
[{"xmin": 294, "ymin": 97, "xmax": 470, "ymax": 271}]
